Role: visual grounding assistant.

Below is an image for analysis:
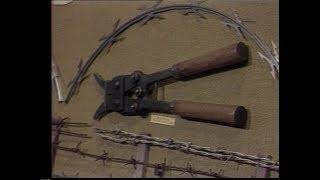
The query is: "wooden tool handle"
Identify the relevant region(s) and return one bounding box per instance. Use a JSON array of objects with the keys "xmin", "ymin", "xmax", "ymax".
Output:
[
  {"xmin": 172, "ymin": 100, "xmax": 247, "ymax": 128},
  {"xmin": 171, "ymin": 42, "xmax": 248, "ymax": 79}
]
